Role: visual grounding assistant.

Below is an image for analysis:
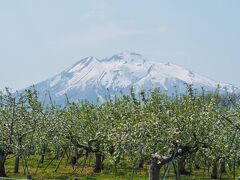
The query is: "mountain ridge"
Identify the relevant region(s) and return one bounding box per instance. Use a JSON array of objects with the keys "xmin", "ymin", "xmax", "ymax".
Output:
[{"xmin": 23, "ymin": 51, "xmax": 238, "ymax": 105}]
